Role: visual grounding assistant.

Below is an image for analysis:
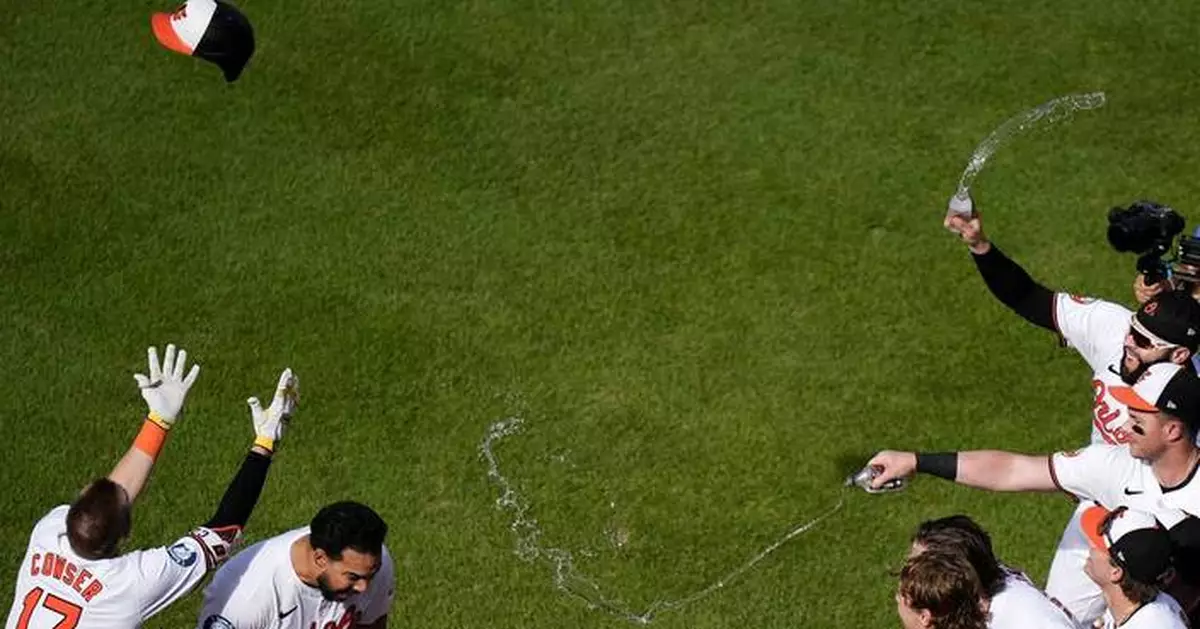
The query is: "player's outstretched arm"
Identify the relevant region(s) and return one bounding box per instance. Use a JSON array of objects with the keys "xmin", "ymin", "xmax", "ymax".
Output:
[
  {"xmin": 867, "ymin": 449, "xmax": 1057, "ymax": 492},
  {"xmin": 943, "ymin": 196, "xmax": 1058, "ymax": 331},
  {"xmin": 136, "ymin": 369, "xmax": 299, "ymax": 622},
  {"xmin": 108, "ymin": 344, "xmax": 201, "ymax": 502},
  {"xmin": 202, "ymin": 368, "xmax": 299, "ymax": 545},
  {"xmin": 953, "ymin": 451, "xmax": 1056, "ymax": 491}
]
